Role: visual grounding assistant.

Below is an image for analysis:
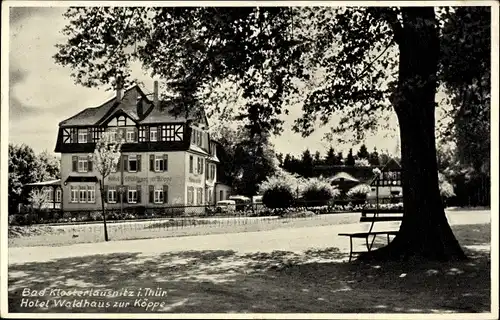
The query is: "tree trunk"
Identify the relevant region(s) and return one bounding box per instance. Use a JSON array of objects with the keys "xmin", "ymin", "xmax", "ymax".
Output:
[
  {"xmin": 99, "ymin": 179, "xmax": 109, "ymax": 242},
  {"xmin": 359, "ymin": 8, "xmax": 466, "ymax": 261}
]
